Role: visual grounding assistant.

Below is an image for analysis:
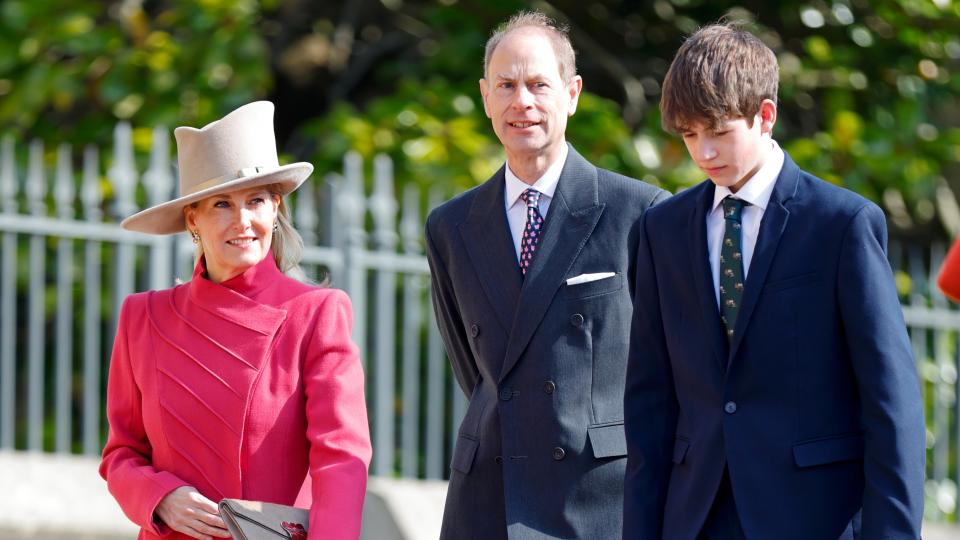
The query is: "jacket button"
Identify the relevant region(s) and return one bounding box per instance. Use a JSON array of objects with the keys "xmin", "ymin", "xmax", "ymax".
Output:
[
  {"xmin": 543, "ymin": 380, "xmax": 556, "ymax": 394},
  {"xmin": 470, "ymin": 324, "xmax": 480, "ymax": 337},
  {"xmin": 724, "ymin": 401, "xmax": 737, "ymax": 414},
  {"xmin": 499, "ymin": 388, "xmax": 513, "ymax": 401},
  {"xmin": 552, "ymin": 447, "xmax": 566, "ymax": 461},
  {"xmin": 570, "ymin": 313, "xmax": 584, "ymax": 327},
  {"xmin": 495, "ymin": 456, "xmax": 503, "ymax": 465}
]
